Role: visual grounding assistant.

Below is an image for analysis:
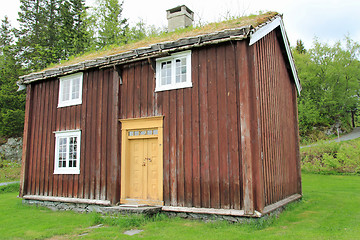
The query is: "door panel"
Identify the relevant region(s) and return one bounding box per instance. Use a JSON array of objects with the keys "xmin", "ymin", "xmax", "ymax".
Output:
[
  {"xmin": 147, "ymin": 138, "xmax": 160, "ymax": 200},
  {"xmin": 128, "ymin": 137, "xmax": 160, "ymax": 202},
  {"xmin": 129, "ymin": 139, "xmax": 144, "ymax": 199}
]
